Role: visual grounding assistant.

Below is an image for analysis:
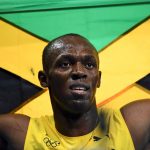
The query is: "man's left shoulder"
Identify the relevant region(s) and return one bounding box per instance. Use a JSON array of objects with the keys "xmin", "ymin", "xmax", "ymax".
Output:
[
  {"xmin": 121, "ymin": 99, "xmax": 150, "ymax": 125},
  {"xmin": 121, "ymin": 99, "xmax": 150, "ymax": 150},
  {"xmin": 121, "ymin": 99, "xmax": 150, "ymax": 117}
]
